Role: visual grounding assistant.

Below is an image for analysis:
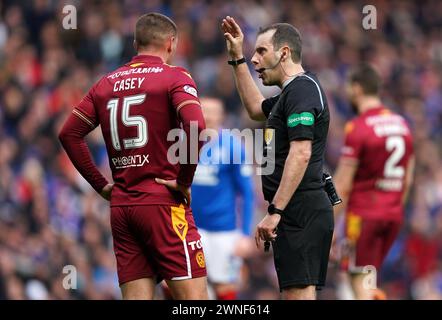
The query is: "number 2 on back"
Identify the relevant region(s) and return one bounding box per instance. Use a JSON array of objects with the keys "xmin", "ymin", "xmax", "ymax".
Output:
[{"xmin": 384, "ymin": 136, "xmax": 405, "ymax": 178}]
